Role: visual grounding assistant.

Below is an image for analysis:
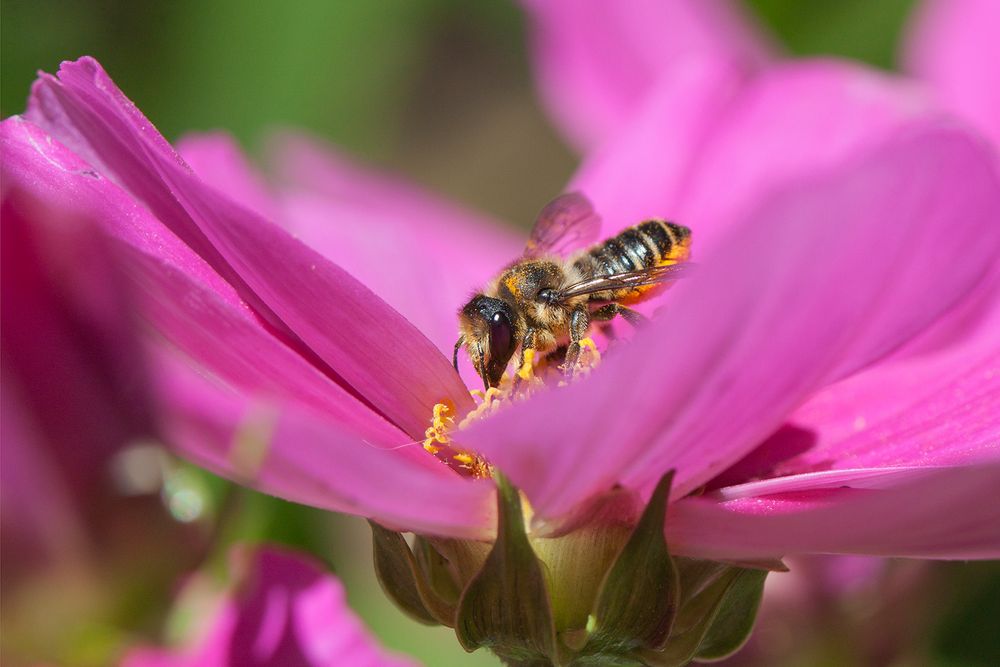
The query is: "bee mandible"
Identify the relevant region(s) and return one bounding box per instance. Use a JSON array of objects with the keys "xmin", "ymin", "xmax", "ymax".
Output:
[{"xmin": 455, "ymin": 193, "xmax": 692, "ymax": 389}]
